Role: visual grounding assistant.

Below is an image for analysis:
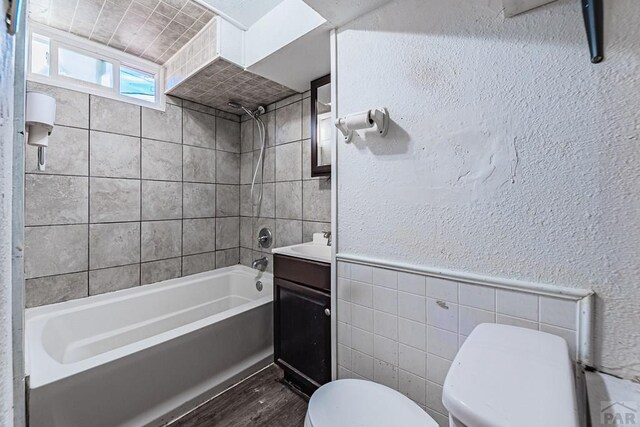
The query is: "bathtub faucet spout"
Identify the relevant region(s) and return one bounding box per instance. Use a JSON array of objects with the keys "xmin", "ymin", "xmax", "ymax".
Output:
[{"xmin": 252, "ymin": 256, "xmax": 268, "ymax": 271}]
